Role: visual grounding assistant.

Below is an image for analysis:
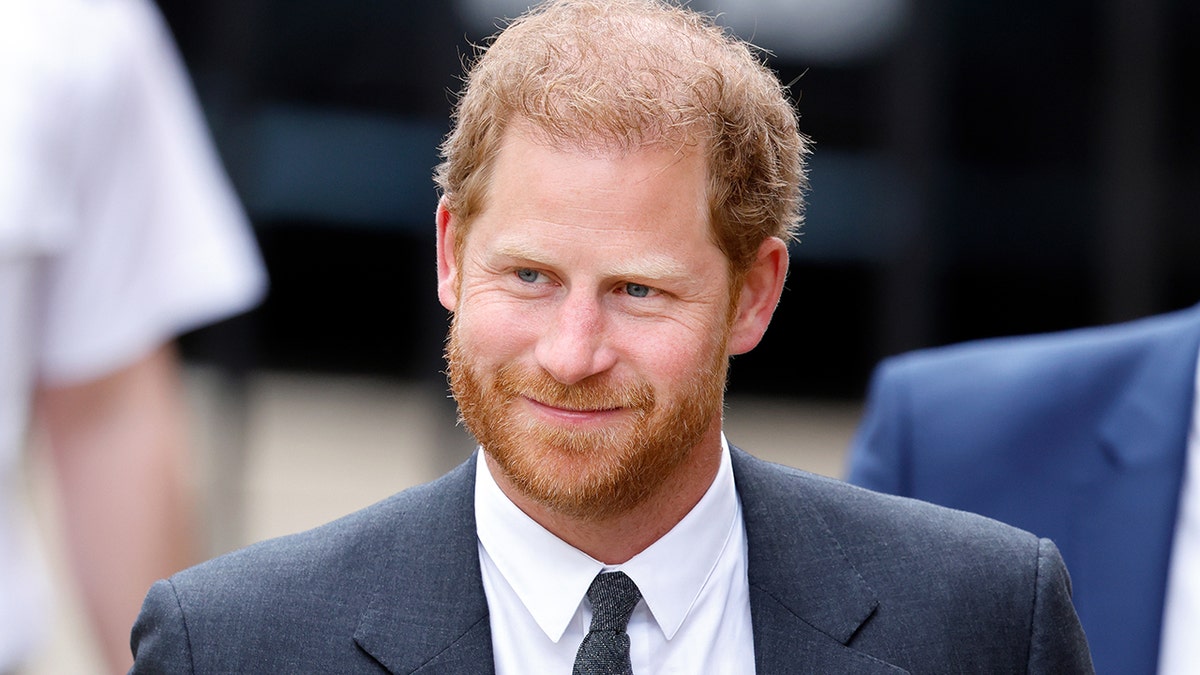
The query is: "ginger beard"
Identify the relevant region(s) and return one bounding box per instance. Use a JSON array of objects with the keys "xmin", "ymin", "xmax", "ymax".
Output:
[{"xmin": 445, "ymin": 315, "xmax": 732, "ymax": 521}]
